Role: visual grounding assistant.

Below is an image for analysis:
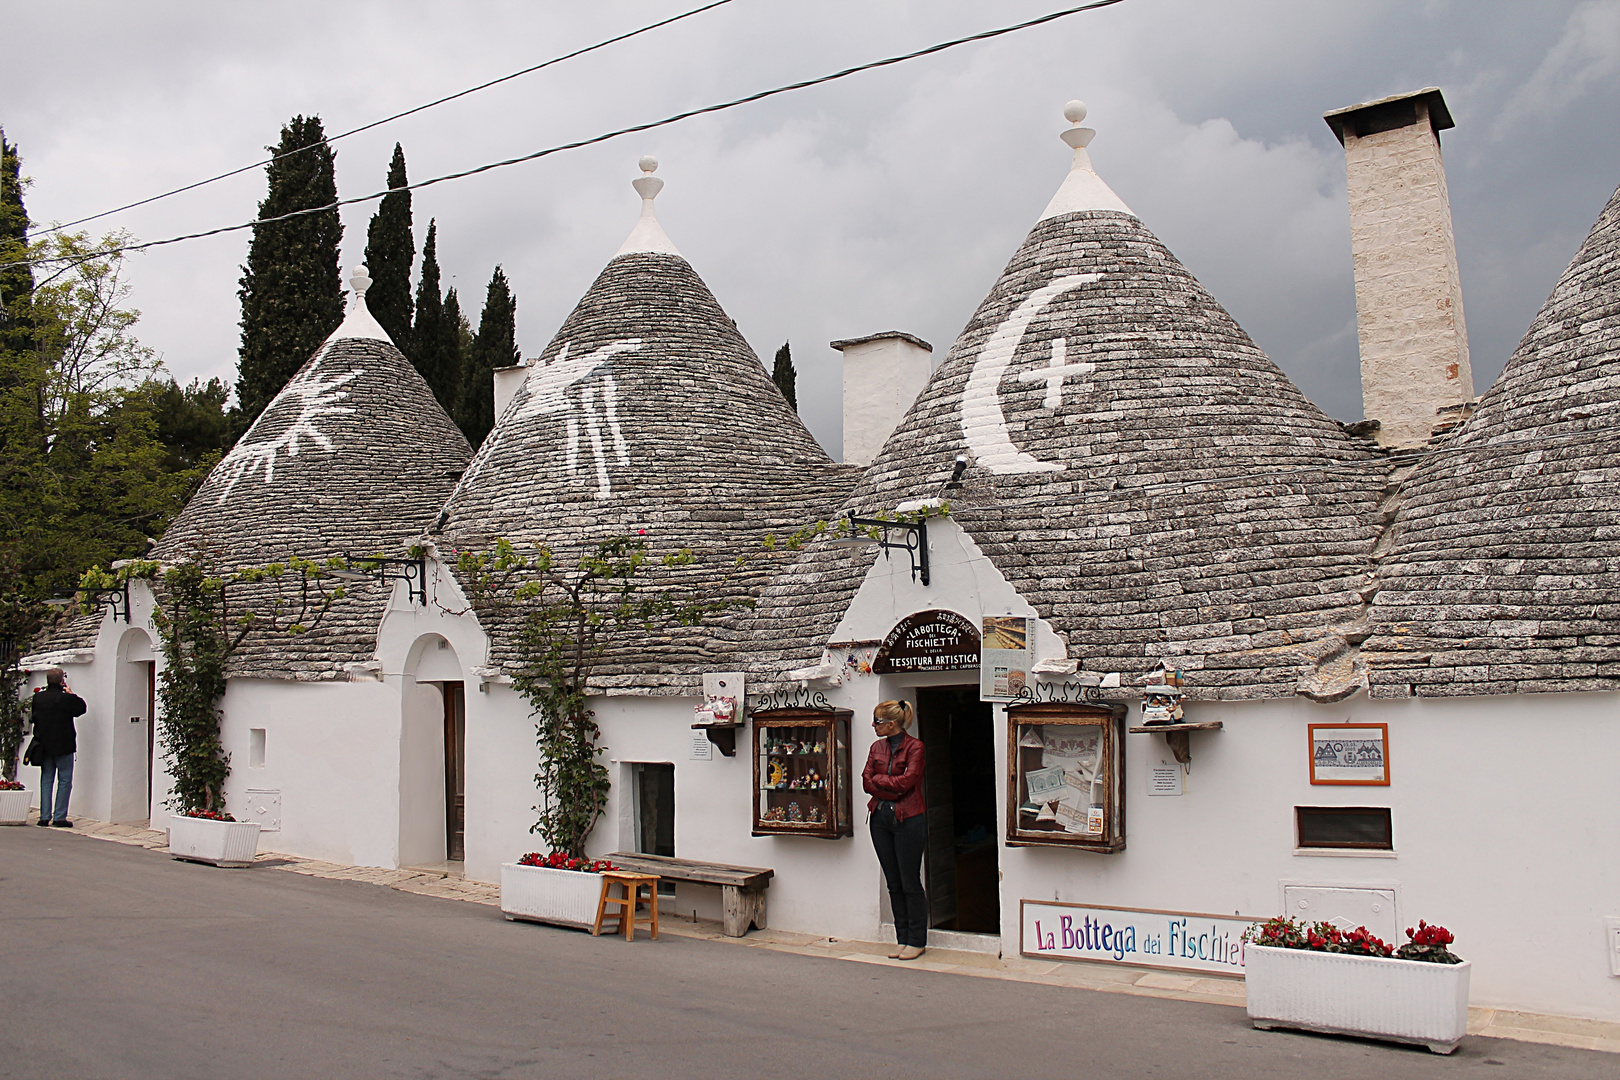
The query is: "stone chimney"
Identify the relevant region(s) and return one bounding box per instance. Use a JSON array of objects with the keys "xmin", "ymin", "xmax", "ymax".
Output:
[
  {"xmin": 832, "ymin": 331, "xmax": 932, "ymax": 466},
  {"xmin": 1325, "ymin": 87, "xmax": 1474, "ymax": 448}
]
